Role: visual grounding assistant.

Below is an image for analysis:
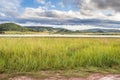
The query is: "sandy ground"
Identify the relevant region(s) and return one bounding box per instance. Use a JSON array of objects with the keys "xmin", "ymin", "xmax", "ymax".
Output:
[{"xmin": 7, "ymin": 73, "xmax": 120, "ymax": 80}]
